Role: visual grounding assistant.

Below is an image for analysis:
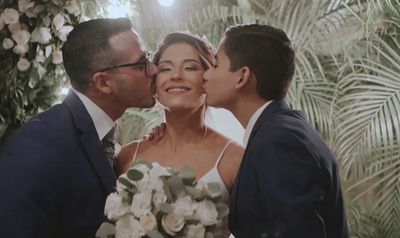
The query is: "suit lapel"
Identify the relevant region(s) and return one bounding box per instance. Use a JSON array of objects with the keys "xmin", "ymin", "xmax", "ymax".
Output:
[
  {"xmin": 64, "ymin": 91, "xmax": 116, "ymax": 195},
  {"xmin": 230, "ymin": 99, "xmax": 290, "ymax": 229}
]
